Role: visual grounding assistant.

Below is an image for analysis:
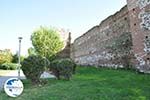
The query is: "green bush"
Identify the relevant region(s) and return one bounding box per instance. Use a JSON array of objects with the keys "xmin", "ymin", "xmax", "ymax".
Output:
[
  {"xmin": 21, "ymin": 55, "xmax": 48, "ymax": 84},
  {"xmin": 50, "ymin": 58, "xmax": 76, "ymax": 80},
  {"xmin": 0, "ymin": 63, "xmax": 18, "ymax": 70}
]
